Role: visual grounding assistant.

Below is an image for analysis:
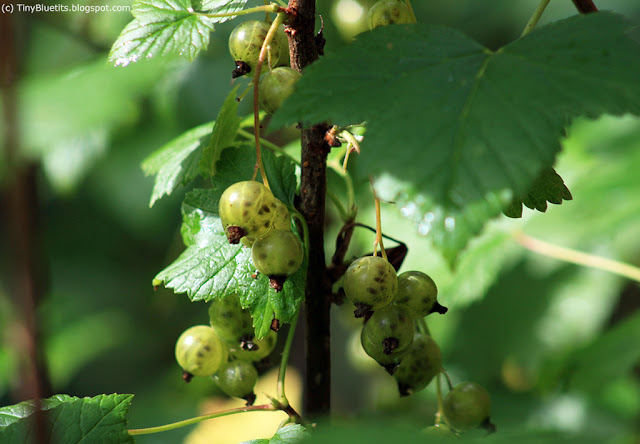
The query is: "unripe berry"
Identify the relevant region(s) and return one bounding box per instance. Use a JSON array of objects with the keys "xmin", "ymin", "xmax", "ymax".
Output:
[
  {"xmin": 259, "ymin": 67, "xmax": 302, "ymax": 115},
  {"xmin": 208, "ymin": 294, "xmax": 255, "ymax": 348},
  {"xmin": 368, "ymin": 0, "xmax": 413, "ymax": 30},
  {"xmin": 443, "ymin": 382, "xmax": 492, "ymax": 431},
  {"xmin": 219, "ymin": 181, "xmax": 277, "ymax": 244},
  {"xmin": 343, "ymin": 256, "xmax": 398, "ymax": 317},
  {"xmin": 228, "ymin": 20, "xmax": 281, "ymax": 75},
  {"xmin": 394, "ymin": 333, "xmax": 442, "ymax": 396},
  {"xmin": 175, "ymin": 325, "xmax": 228, "ymax": 378},
  {"xmin": 252, "ymin": 229, "xmax": 304, "ymax": 290},
  {"xmin": 395, "ymin": 271, "xmax": 447, "ymax": 317},
  {"xmin": 229, "ymin": 330, "xmax": 277, "ymax": 362},
  {"xmin": 362, "ymin": 304, "xmax": 414, "ymax": 356},
  {"xmin": 214, "ymin": 359, "xmax": 259, "ymax": 405}
]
